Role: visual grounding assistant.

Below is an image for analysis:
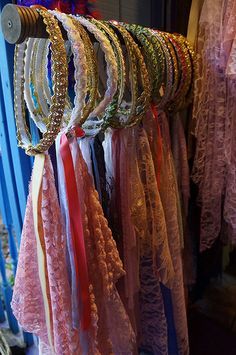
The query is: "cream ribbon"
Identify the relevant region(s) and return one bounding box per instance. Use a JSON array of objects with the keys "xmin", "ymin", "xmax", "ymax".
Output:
[
  {"xmin": 187, "ymin": 0, "xmax": 205, "ymax": 46},
  {"xmin": 32, "ymin": 154, "xmax": 54, "ymax": 353}
]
